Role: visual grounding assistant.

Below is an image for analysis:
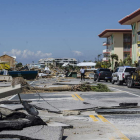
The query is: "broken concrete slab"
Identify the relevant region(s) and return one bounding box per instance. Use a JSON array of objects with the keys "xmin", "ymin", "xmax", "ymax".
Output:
[
  {"xmin": 0, "ymin": 115, "xmax": 46, "ymax": 131},
  {"xmin": 53, "ymin": 80, "xmax": 80, "ymax": 85},
  {"xmin": 0, "ymin": 84, "xmax": 21, "ymax": 99},
  {"xmin": 0, "ymin": 134, "xmax": 40, "ymax": 140},
  {"xmin": 32, "ymin": 102, "xmax": 60, "ymax": 113},
  {"xmin": 0, "ymin": 107, "xmax": 14, "ymax": 116},
  {"xmin": 37, "ymin": 110, "xmax": 61, "ymax": 123},
  {"xmin": 95, "ymin": 108, "xmax": 140, "ymax": 114},
  {"xmin": 46, "ymin": 100, "xmax": 95, "ymax": 111},
  {"xmin": 56, "ymin": 80, "xmax": 71, "ymax": 82},
  {"xmin": 0, "ymin": 119, "xmax": 30, "ymax": 131},
  {"xmin": 0, "ymin": 100, "xmax": 32, "ymax": 104},
  {"xmin": 4, "ymin": 112, "xmax": 27, "ymax": 120},
  {"xmin": 0, "ymin": 104, "xmax": 24, "ymax": 111},
  {"xmin": 0, "ymin": 82, "xmax": 11, "ymax": 87},
  {"xmin": 11, "ymin": 93, "xmax": 72, "ymax": 101},
  {"xmin": 31, "ymin": 100, "xmax": 96, "ymax": 112},
  {"xmin": 0, "ymin": 126, "xmax": 64, "ymax": 140},
  {"xmin": 1, "ymin": 138, "xmax": 20, "ymax": 140},
  {"xmin": 63, "ymin": 110, "xmax": 80, "ymax": 116},
  {"xmin": 81, "ymin": 92, "xmax": 137, "ymax": 100},
  {"xmin": 47, "ymin": 122, "xmax": 73, "ymax": 128},
  {"xmin": 83, "ymin": 97, "xmax": 140, "ymax": 108},
  {"xmin": 119, "ymin": 103, "xmax": 138, "ymax": 107}
]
